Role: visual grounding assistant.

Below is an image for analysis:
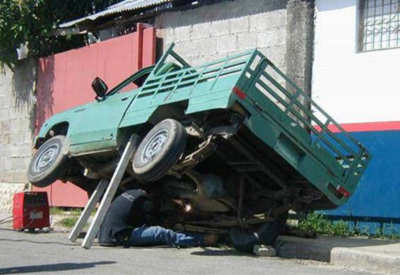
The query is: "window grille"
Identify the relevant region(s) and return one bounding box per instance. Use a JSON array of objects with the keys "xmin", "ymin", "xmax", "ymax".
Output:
[{"xmin": 359, "ymin": 0, "xmax": 400, "ymax": 52}]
